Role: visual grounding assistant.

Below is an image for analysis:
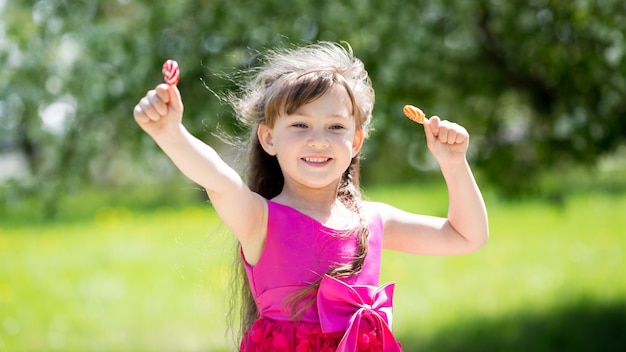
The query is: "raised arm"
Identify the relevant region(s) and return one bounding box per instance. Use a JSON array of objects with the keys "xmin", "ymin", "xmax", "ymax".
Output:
[
  {"xmin": 133, "ymin": 84, "xmax": 266, "ymax": 261},
  {"xmin": 381, "ymin": 116, "xmax": 489, "ymax": 255}
]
